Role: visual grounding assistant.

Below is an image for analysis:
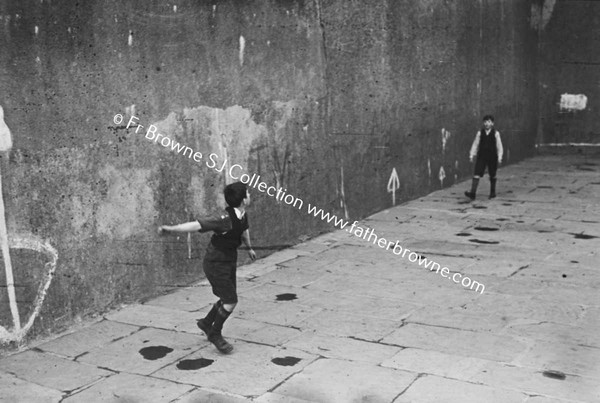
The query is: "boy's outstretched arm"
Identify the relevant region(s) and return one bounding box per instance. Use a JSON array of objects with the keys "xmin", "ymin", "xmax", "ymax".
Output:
[
  {"xmin": 158, "ymin": 221, "xmax": 201, "ymax": 234},
  {"xmin": 241, "ymin": 229, "xmax": 257, "ymax": 261}
]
